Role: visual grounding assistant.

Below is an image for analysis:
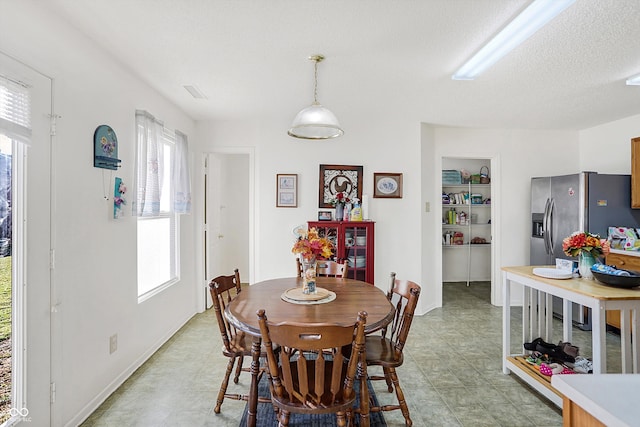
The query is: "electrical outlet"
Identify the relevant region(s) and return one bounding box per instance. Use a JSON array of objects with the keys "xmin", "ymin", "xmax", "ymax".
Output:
[
  {"xmin": 425, "ymin": 202, "xmax": 430, "ymax": 212},
  {"xmin": 109, "ymin": 334, "xmax": 118, "ymax": 354}
]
